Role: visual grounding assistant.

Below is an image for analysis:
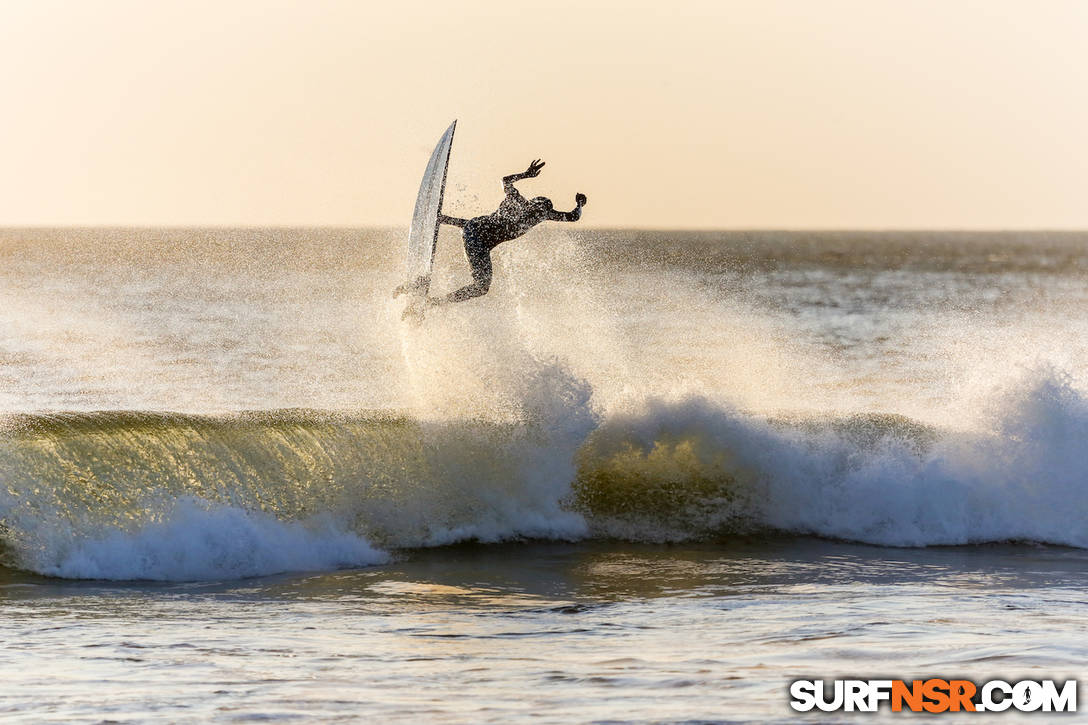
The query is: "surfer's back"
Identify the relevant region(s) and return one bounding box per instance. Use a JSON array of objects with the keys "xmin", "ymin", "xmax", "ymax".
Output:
[{"xmin": 469, "ymin": 191, "xmax": 553, "ymax": 249}]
